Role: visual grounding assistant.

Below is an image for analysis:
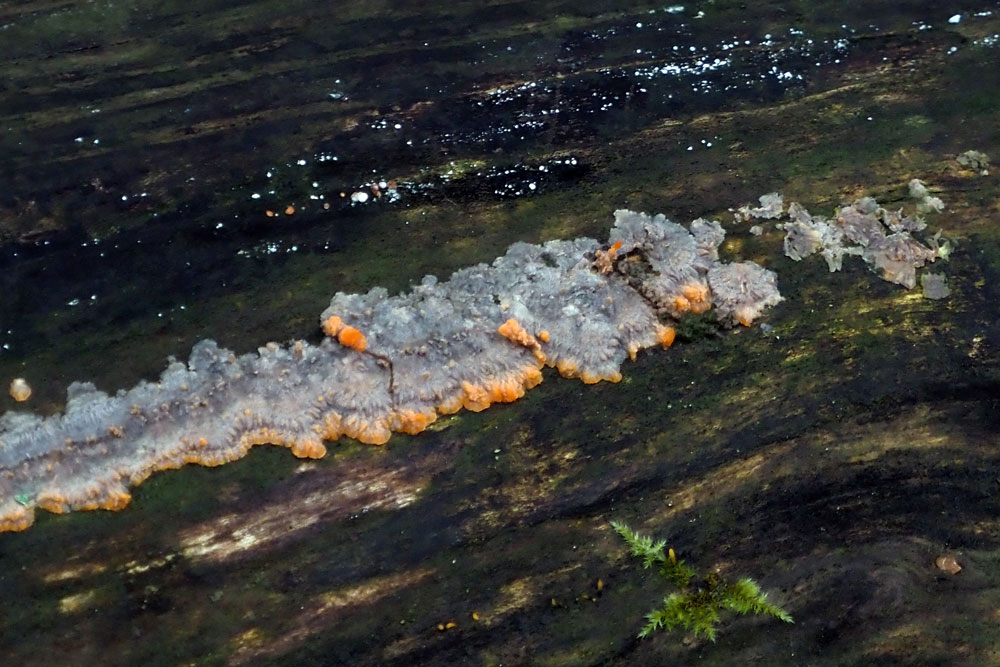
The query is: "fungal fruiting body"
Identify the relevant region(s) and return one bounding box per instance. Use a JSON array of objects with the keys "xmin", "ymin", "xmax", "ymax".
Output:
[
  {"xmin": 777, "ymin": 195, "xmax": 949, "ymax": 288},
  {"xmin": 9, "ymin": 378, "xmax": 31, "ymax": 402},
  {"xmin": 0, "ymin": 210, "xmax": 781, "ymax": 532}
]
